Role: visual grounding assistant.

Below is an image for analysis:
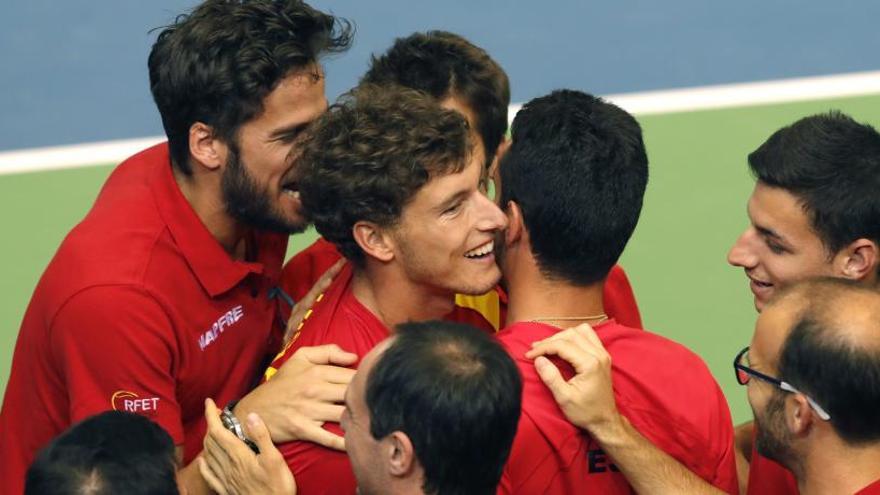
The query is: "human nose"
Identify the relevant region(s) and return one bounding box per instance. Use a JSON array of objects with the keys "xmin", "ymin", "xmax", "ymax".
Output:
[
  {"xmin": 474, "ymin": 191, "xmax": 508, "ymax": 231},
  {"xmin": 727, "ymin": 228, "xmax": 758, "ymax": 268}
]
